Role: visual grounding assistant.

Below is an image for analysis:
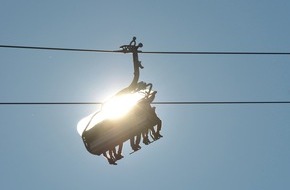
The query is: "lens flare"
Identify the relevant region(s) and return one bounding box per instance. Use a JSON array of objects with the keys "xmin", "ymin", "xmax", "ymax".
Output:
[
  {"xmin": 101, "ymin": 93, "xmax": 142, "ymax": 119},
  {"xmin": 77, "ymin": 92, "xmax": 144, "ymax": 136}
]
